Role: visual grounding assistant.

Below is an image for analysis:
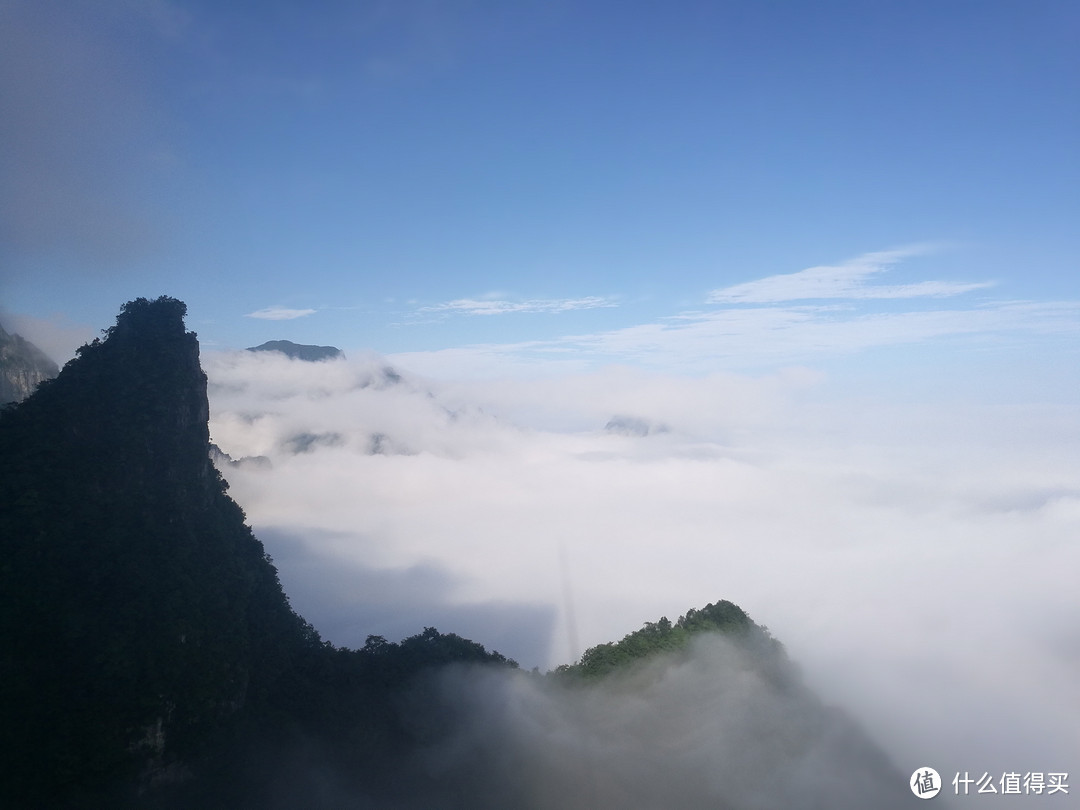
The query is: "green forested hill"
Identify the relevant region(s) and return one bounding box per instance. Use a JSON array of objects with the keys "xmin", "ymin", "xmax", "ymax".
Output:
[{"xmin": 556, "ymin": 599, "xmax": 787, "ymax": 681}]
